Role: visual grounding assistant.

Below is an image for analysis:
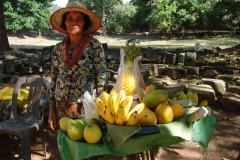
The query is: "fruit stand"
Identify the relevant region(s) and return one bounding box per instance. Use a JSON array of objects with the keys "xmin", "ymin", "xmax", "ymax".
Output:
[
  {"xmin": 57, "ymin": 112, "xmax": 216, "ymax": 160},
  {"xmin": 57, "ymin": 43, "xmax": 216, "ymax": 160}
]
